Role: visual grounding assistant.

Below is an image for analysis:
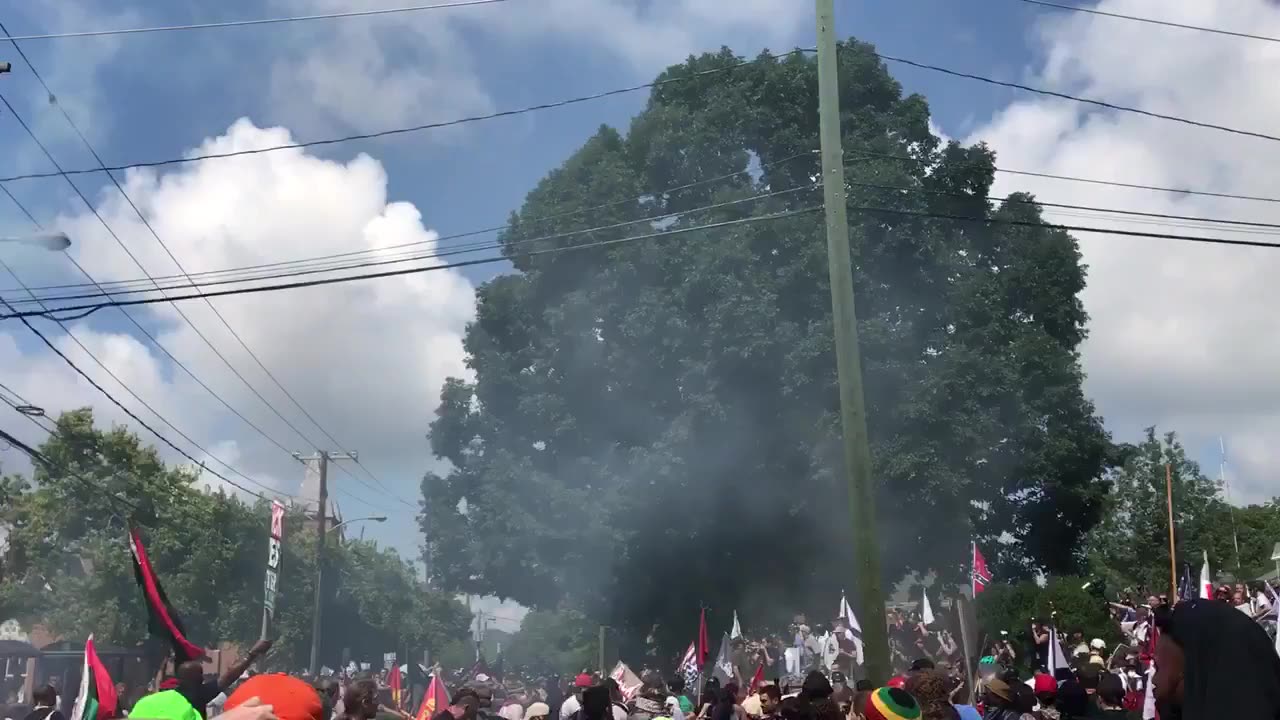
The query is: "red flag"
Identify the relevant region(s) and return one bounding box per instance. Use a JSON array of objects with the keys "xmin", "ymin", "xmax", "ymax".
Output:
[
  {"xmin": 69, "ymin": 636, "xmax": 118, "ymax": 720},
  {"xmin": 972, "ymin": 543, "xmax": 992, "ymax": 596},
  {"xmin": 697, "ymin": 608, "xmax": 709, "ymax": 666},
  {"xmin": 747, "ymin": 664, "xmax": 765, "ymax": 695},
  {"xmin": 128, "ymin": 528, "xmax": 205, "ymax": 662},
  {"xmin": 415, "ymin": 673, "xmax": 450, "ymax": 720},
  {"xmin": 390, "ymin": 665, "xmax": 402, "ymax": 707}
]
